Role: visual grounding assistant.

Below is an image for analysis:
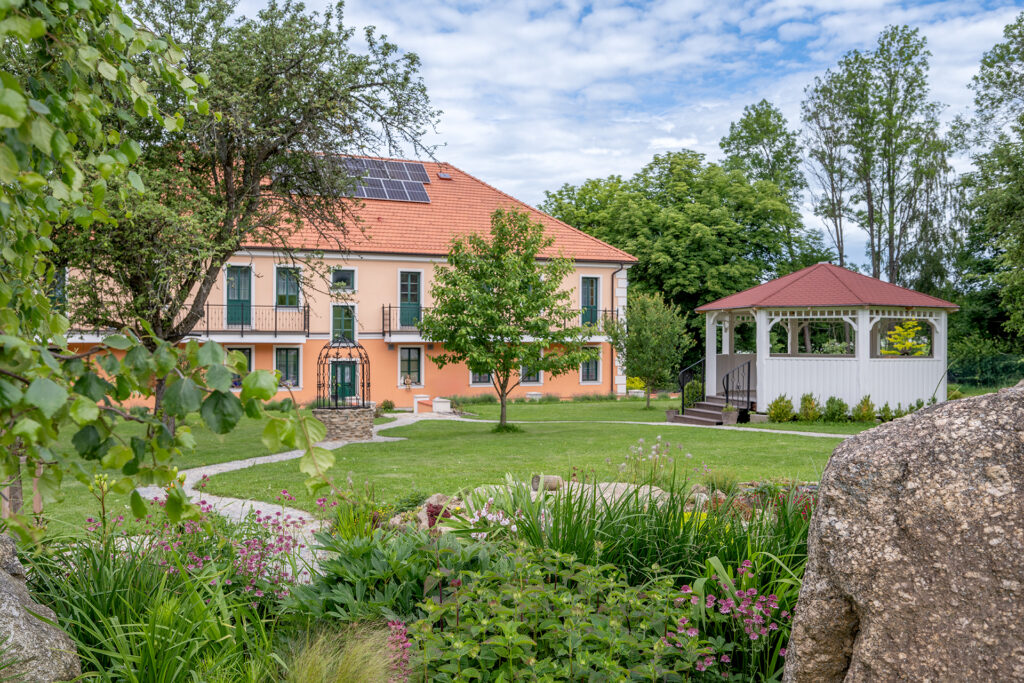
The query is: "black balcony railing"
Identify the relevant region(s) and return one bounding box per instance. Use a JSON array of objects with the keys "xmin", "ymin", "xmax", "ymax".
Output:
[
  {"xmin": 184, "ymin": 304, "xmax": 310, "ymax": 337},
  {"xmin": 382, "ymin": 304, "xmax": 432, "ymax": 337},
  {"xmin": 582, "ymin": 308, "xmax": 618, "ymax": 327}
]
